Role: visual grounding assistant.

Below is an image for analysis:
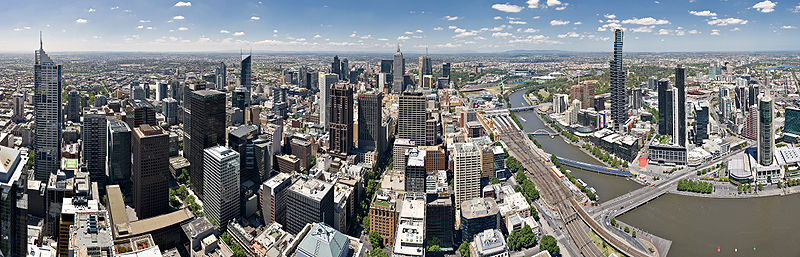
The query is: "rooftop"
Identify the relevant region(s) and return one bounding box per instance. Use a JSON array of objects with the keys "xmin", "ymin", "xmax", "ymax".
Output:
[
  {"xmin": 289, "ymin": 177, "xmax": 333, "ymax": 200},
  {"xmin": 70, "ymin": 212, "xmax": 114, "ymax": 254},
  {"xmin": 461, "ymin": 197, "xmax": 499, "ymax": 220},
  {"xmin": 0, "ymin": 145, "xmax": 23, "ymax": 186},
  {"xmin": 296, "ymin": 223, "xmax": 350, "ymax": 257},
  {"xmin": 473, "ymin": 229, "xmax": 508, "ymax": 257}
]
